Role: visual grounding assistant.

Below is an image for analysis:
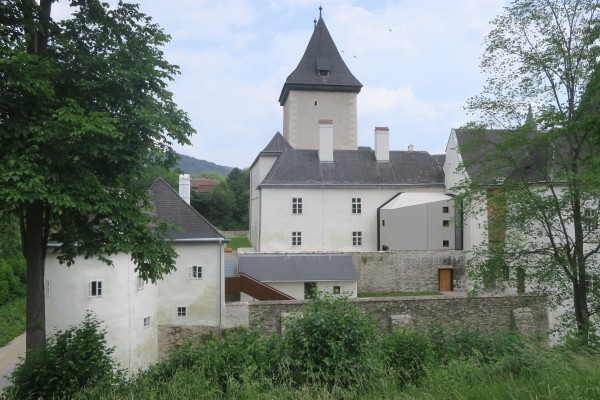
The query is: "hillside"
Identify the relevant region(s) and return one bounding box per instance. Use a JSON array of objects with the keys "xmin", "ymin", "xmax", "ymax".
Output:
[{"xmin": 176, "ymin": 154, "xmax": 232, "ymax": 176}]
